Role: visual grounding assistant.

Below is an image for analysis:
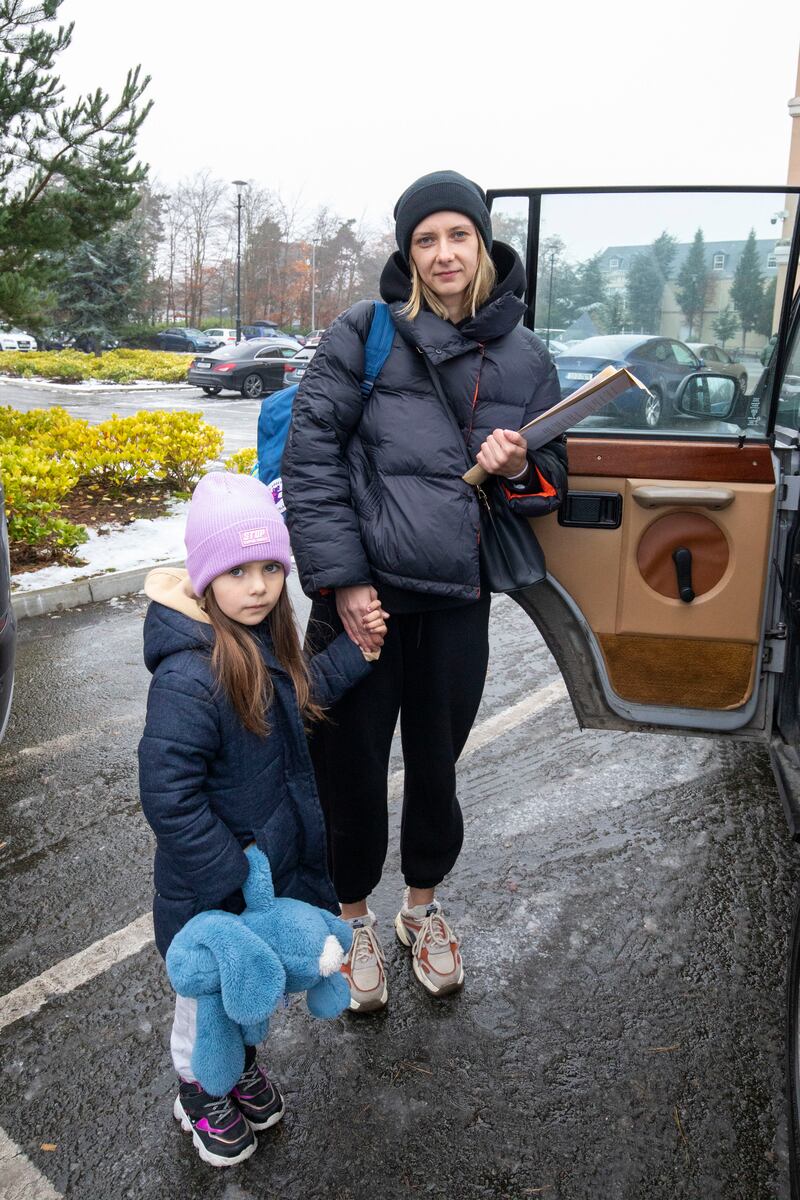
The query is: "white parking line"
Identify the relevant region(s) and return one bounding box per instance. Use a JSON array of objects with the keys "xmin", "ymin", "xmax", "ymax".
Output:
[
  {"xmin": 0, "ymin": 914, "xmax": 154, "ymax": 1033},
  {"xmin": 0, "ymin": 1125, "xmax": 62, "ymax": 1199},
  {"xmin": 387, "ymin": 677, "xmax": 568, "ymax": 801}
]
